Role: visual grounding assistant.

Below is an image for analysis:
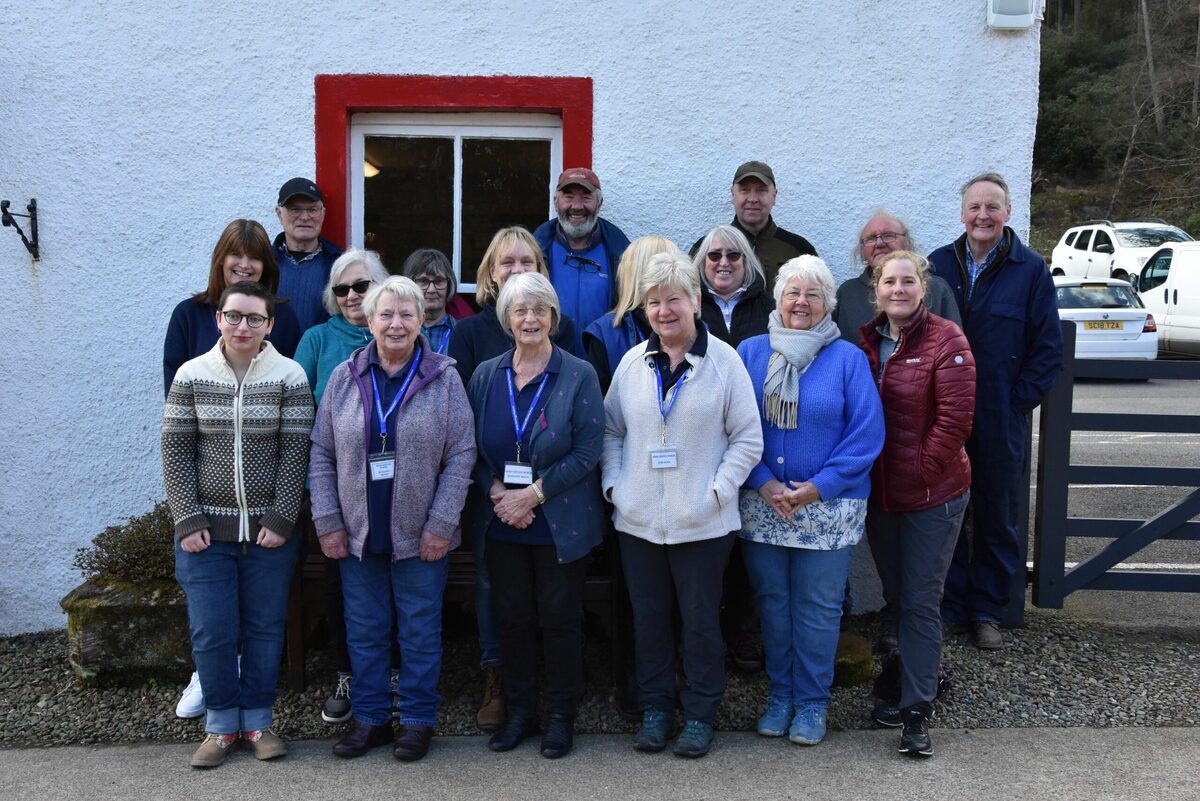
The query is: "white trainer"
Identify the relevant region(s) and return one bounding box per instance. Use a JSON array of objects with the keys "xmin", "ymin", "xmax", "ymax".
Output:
[{"xmin": 176, "ymin": 671, "xmax": 205, "ymax": 718}]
